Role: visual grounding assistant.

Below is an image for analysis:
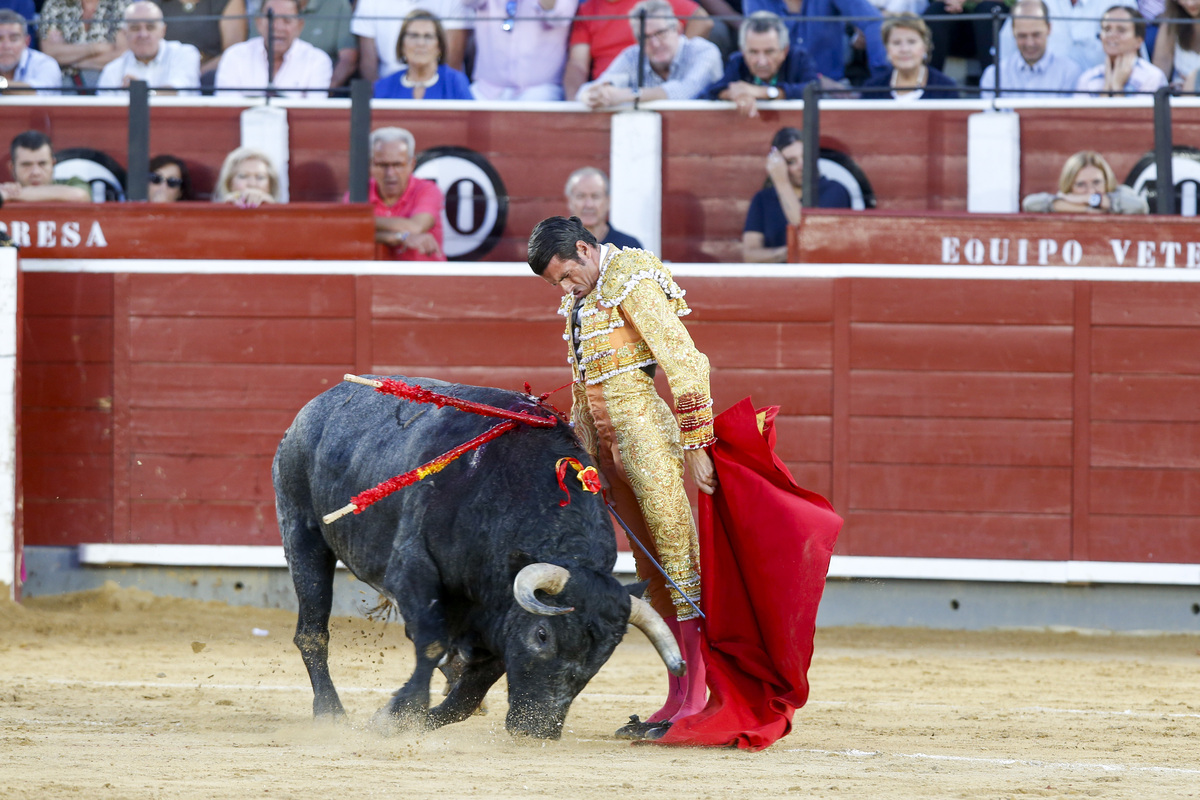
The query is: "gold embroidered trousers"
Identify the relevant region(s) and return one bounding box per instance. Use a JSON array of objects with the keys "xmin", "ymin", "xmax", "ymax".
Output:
[{"xmin": 573, "ymin": 371, "xmax": 702, "ymax": 621}]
